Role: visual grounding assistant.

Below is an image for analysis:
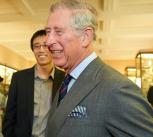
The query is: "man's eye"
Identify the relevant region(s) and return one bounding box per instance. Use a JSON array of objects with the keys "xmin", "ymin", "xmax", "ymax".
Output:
[
  {"xmin": 46, "ymin": 30, "xmax": 50, "ymax": 35},
  {"xmin": 56, "ymin": 31, "xmax": 63, "ymax": 35},
  {"xmin": 34, "ymin": 45, "xmax": 39, "ymax": 49}
]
